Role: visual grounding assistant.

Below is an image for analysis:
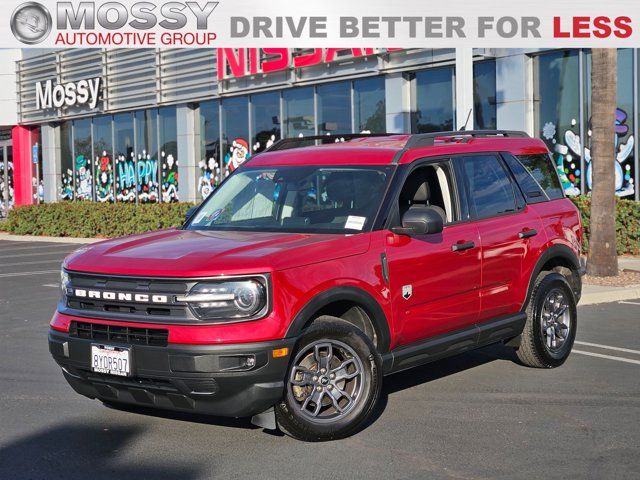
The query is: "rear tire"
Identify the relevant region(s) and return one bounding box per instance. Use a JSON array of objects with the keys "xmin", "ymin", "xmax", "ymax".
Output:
[
  {"xmin": 517, "ymin": 272, "xmax": 577, "ymax": 368},
  {"xmin": 275, "ymin": 316, "xmax": 382, "ymax": 441}
]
